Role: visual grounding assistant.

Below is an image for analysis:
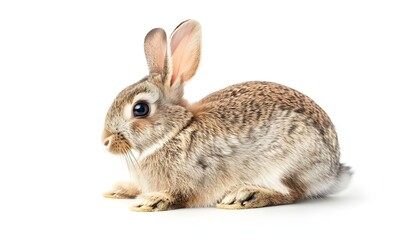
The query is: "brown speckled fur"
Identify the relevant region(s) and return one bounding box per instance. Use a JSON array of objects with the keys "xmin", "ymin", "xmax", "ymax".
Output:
[{"xmin": 102, "ymin": 20, "xmax": 352, "ymax": 211}]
